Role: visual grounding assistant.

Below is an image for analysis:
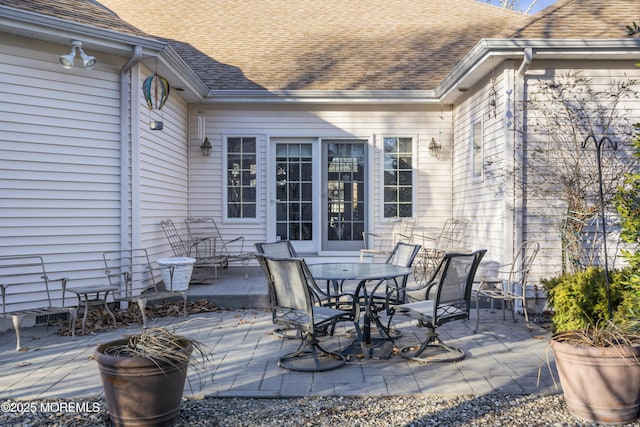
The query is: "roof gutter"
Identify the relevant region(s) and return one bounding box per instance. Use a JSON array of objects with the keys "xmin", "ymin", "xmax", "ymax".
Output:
[
  {"xmin": 204, "ymin": 89, "xmax": 439, "ymax": 105},
  {"xmin": 437, "ymin": 38, "xmax": 640, "ymax": 104},
  {"xmin": 119, "ymin": 46, "xmax": 143, "ymax": 253}
]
